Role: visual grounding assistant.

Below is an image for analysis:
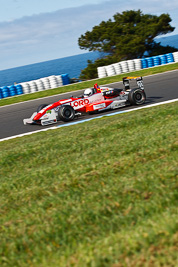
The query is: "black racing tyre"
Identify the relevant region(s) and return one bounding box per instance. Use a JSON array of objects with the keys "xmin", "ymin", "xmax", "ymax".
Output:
[
  {"xmin": 128, "ymin": 88, "xmax": 146, "ymax": 105},
  {"xmin": 37, "ymin": 104, "xmax": 48, "ymax": 113},
  {"xmin": 58, "ymin": 105, "xmax": 75, "ymax": 122}
]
